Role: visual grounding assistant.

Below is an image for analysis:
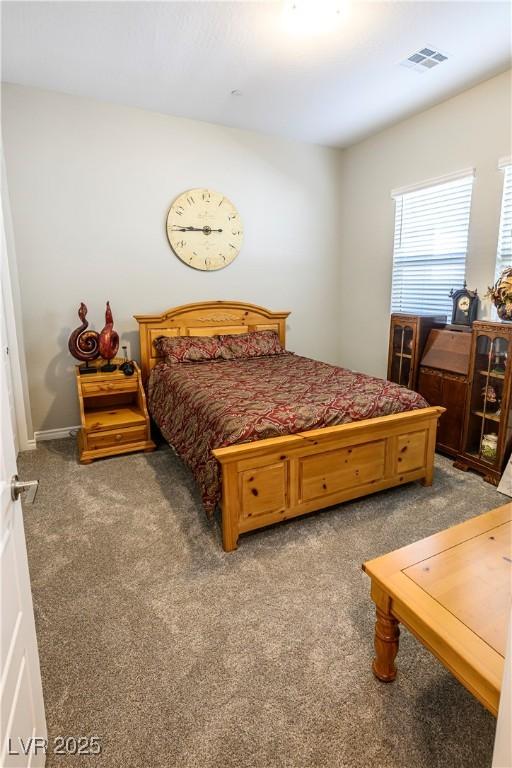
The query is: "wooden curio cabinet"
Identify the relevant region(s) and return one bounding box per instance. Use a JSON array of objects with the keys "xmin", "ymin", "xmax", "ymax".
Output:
[
  {"xmin": 458, "ymin": 321, "xmax": 512, "ymax": 484},
  {"xmin": 387, "ymin": 313, "xmax": 446, "ymax": 390}
]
